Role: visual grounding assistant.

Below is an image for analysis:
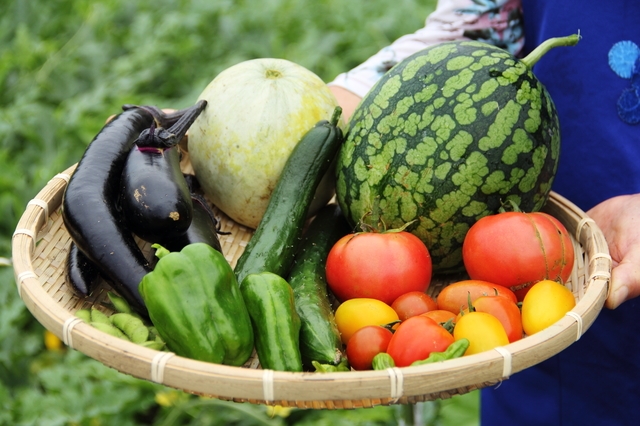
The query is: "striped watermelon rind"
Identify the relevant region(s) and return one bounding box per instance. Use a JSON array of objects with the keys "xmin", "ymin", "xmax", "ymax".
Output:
[{"xmin": 336, "ymin": 40, "xmax": 562, "ymax": 274}]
